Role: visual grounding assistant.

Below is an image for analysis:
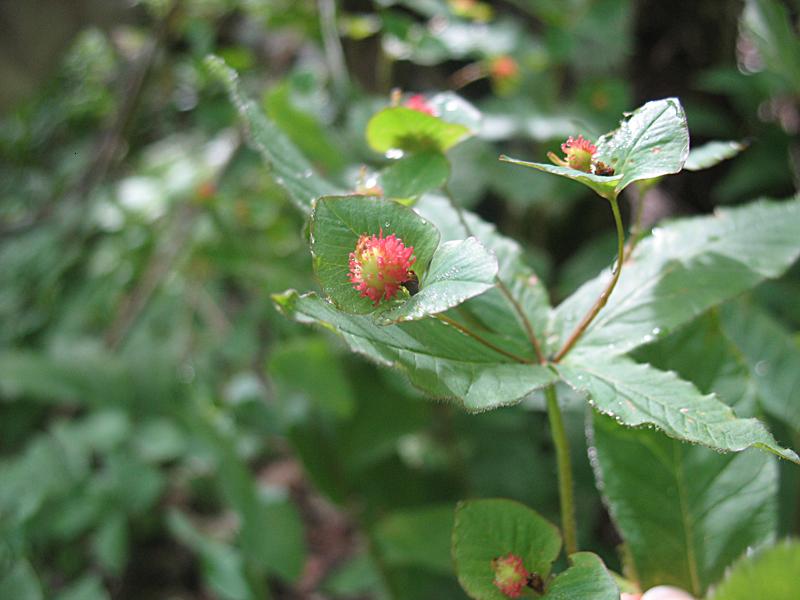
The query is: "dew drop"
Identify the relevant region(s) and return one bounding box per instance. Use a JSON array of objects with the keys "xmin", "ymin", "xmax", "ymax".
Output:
[{"xmin": 754, "ymin": 360, "xmax": 769, "ymax": 376}]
